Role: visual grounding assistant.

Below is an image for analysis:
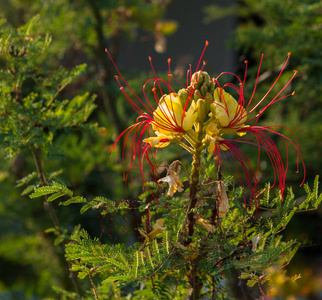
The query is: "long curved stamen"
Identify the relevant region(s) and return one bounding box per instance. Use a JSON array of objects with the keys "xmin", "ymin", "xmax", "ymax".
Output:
[
  {"xmin": 108, "ymin": 43, "xmax": 305, "ymax": 204},
  {"xmin": 248, "ymin": 53, "xmax": 292, "ymax": 115}
]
